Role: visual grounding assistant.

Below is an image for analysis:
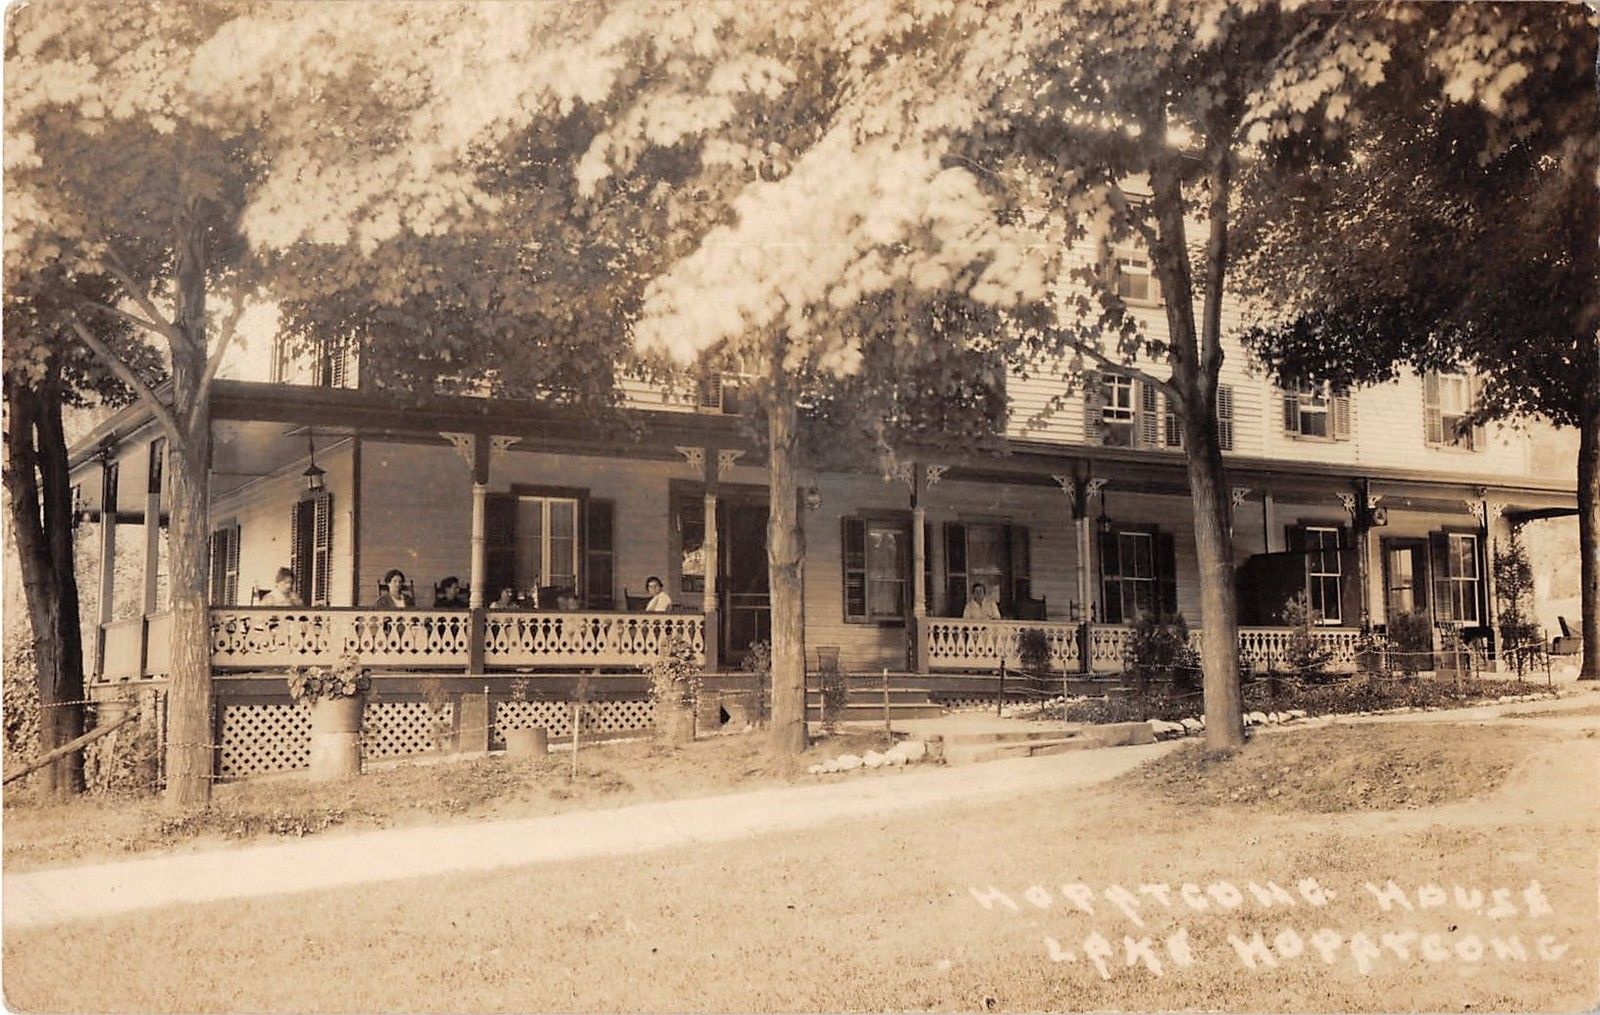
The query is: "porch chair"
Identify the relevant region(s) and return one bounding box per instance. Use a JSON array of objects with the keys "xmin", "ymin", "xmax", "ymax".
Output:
[
  {"xmin": 1551, "ymin": 616, "xmax": 1582, "ymax": 656},
  {"xmin": 536, "ymin": 584, "xmax": 574, "ymax": 609},
  {"xmin": 623, "ymin": 589, "xmax": 653, "ymax": 612},
  {"xmin": 1013, "ymin": 594, "xmax": 1048, "ymax": 621}
]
